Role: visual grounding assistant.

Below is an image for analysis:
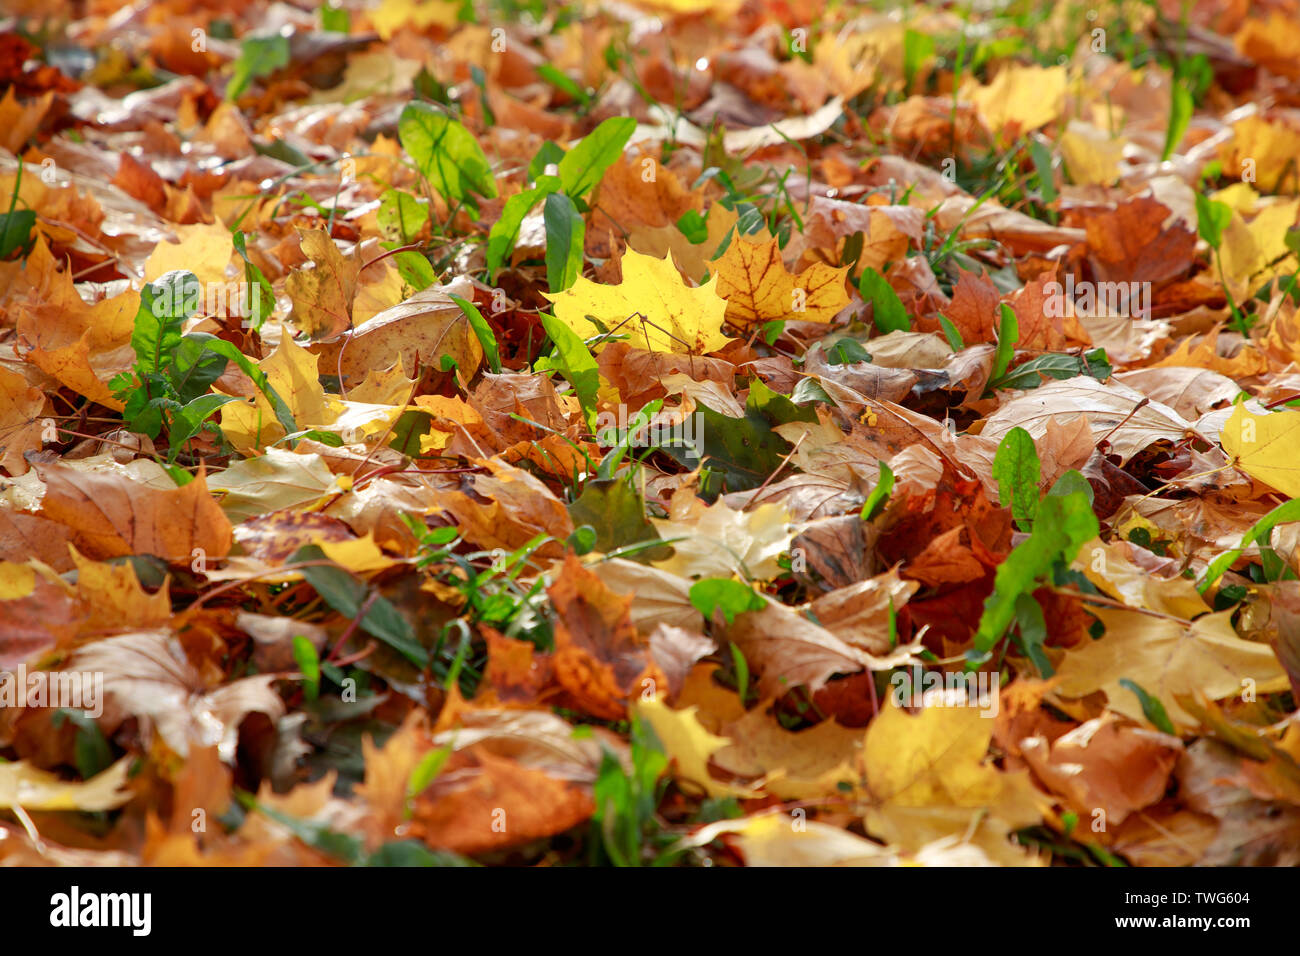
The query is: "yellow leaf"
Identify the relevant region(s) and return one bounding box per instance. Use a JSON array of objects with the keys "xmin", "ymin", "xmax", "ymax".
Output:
[
  {"xmin": 966, "ymin": 64, "xmax": 1066, "ymax": 135},
  {"xmin": 1221, "ymin": 403, "xmax": 1300, "ymax": 498},
  {"xmin": 1058, "ymin": 121, "xmax": 1126, "ymax": 186},
  {"xmin": 1076, "ymin": 537, "xmax": 1209, "ymax": 619},
  {"xmin": 1225, "ymin": 115, "xmax": 1300, "ymax": 196},
  {"xmin": 371, "ymin": 0, "xmax": 460, "ymax": 41},
  {"xmin": 634, "ymin": 696, "xmax": 760, "ymax": 798},
  {"xmin": 143, "ymin": 220, "xmax": 234, "ymax": 288},
  {"xmin": 631, "ymin": 0, "xmax": 742, "ymax": 17},
  {"xmin": 70, "ymin": 546, "xmax": 171, "ymax": 629},
  {"xmin": 543, "ymin": 249, "xmax": 732, "ymax": 354},
  {"xmin": 1217, "ymin": 199, "xmax": 1300, "ymax": 300},
  {"xmin": 208, "ymin": 448, "xmax": 338, "ymax": 523},
  {"xmin": 627, "ymin": 205, "xmax": 752, "ymax": 282},
  {"xmin": 1054, "ymin": 606, "xmax": 1289, "ymax": 726},
  {"xmin": 220, "ymin": 335, "xmax": 329, "ymax": 453},
  {"xmin": 713, "ymin": 707, "xmax": 861, "ymax": 800},
  {"xmin": 0, "ymin": 561, "xmax": 36, "ymax": 599},
  {"xmin": 650, "ymin": 493, "xmax": 793, "ymax": 580},
  {"xmin": 712, "ymin": 235, "xmax": 850, "ymax": 332},
  {"xmin": 349, "ymin": 362, "xmax": 415, "ymax": 405},
  {"xmin": 0, "ymin": 365, "xmax": 46, "ymax": 476},
  {"xmin": 317, "ymin": 533, "xmax": 397, "ymax": 574},
  {"xmin": 285, "ymin": 227, "xmax": 359, "ymax": 341},
  {"xmin": 862, "ymin": 701, "xmax": 1046, "ymax": 862},
  {"xmin": 0, "ymin": 758, "xmax": 133, "ymax": 811},
  {"xmin": 683, "ymin": 811, "xmax": 894, "ymax": 865},
  {"xmin": 865, "ymin": 700, "xmax": 1042, "ymax": 817}
]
